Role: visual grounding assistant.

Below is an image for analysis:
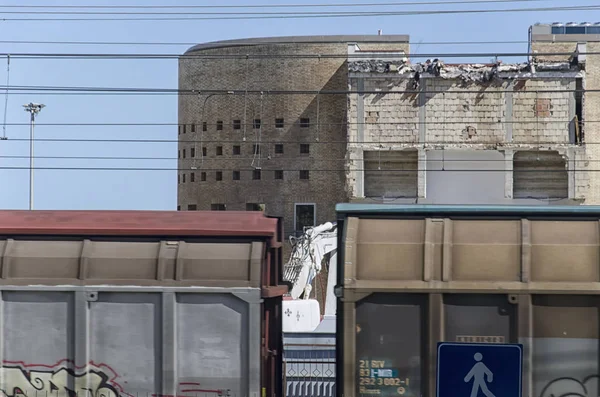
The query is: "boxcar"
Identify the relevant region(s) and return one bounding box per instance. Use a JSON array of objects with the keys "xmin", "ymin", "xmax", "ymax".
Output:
[
  {"xmin": 0, "ymin": 210, "xmax": 286, "ymax": 397},
  {"xmin": 335, "ymin": 204, "xmax": 600, "ymax": 397}
]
